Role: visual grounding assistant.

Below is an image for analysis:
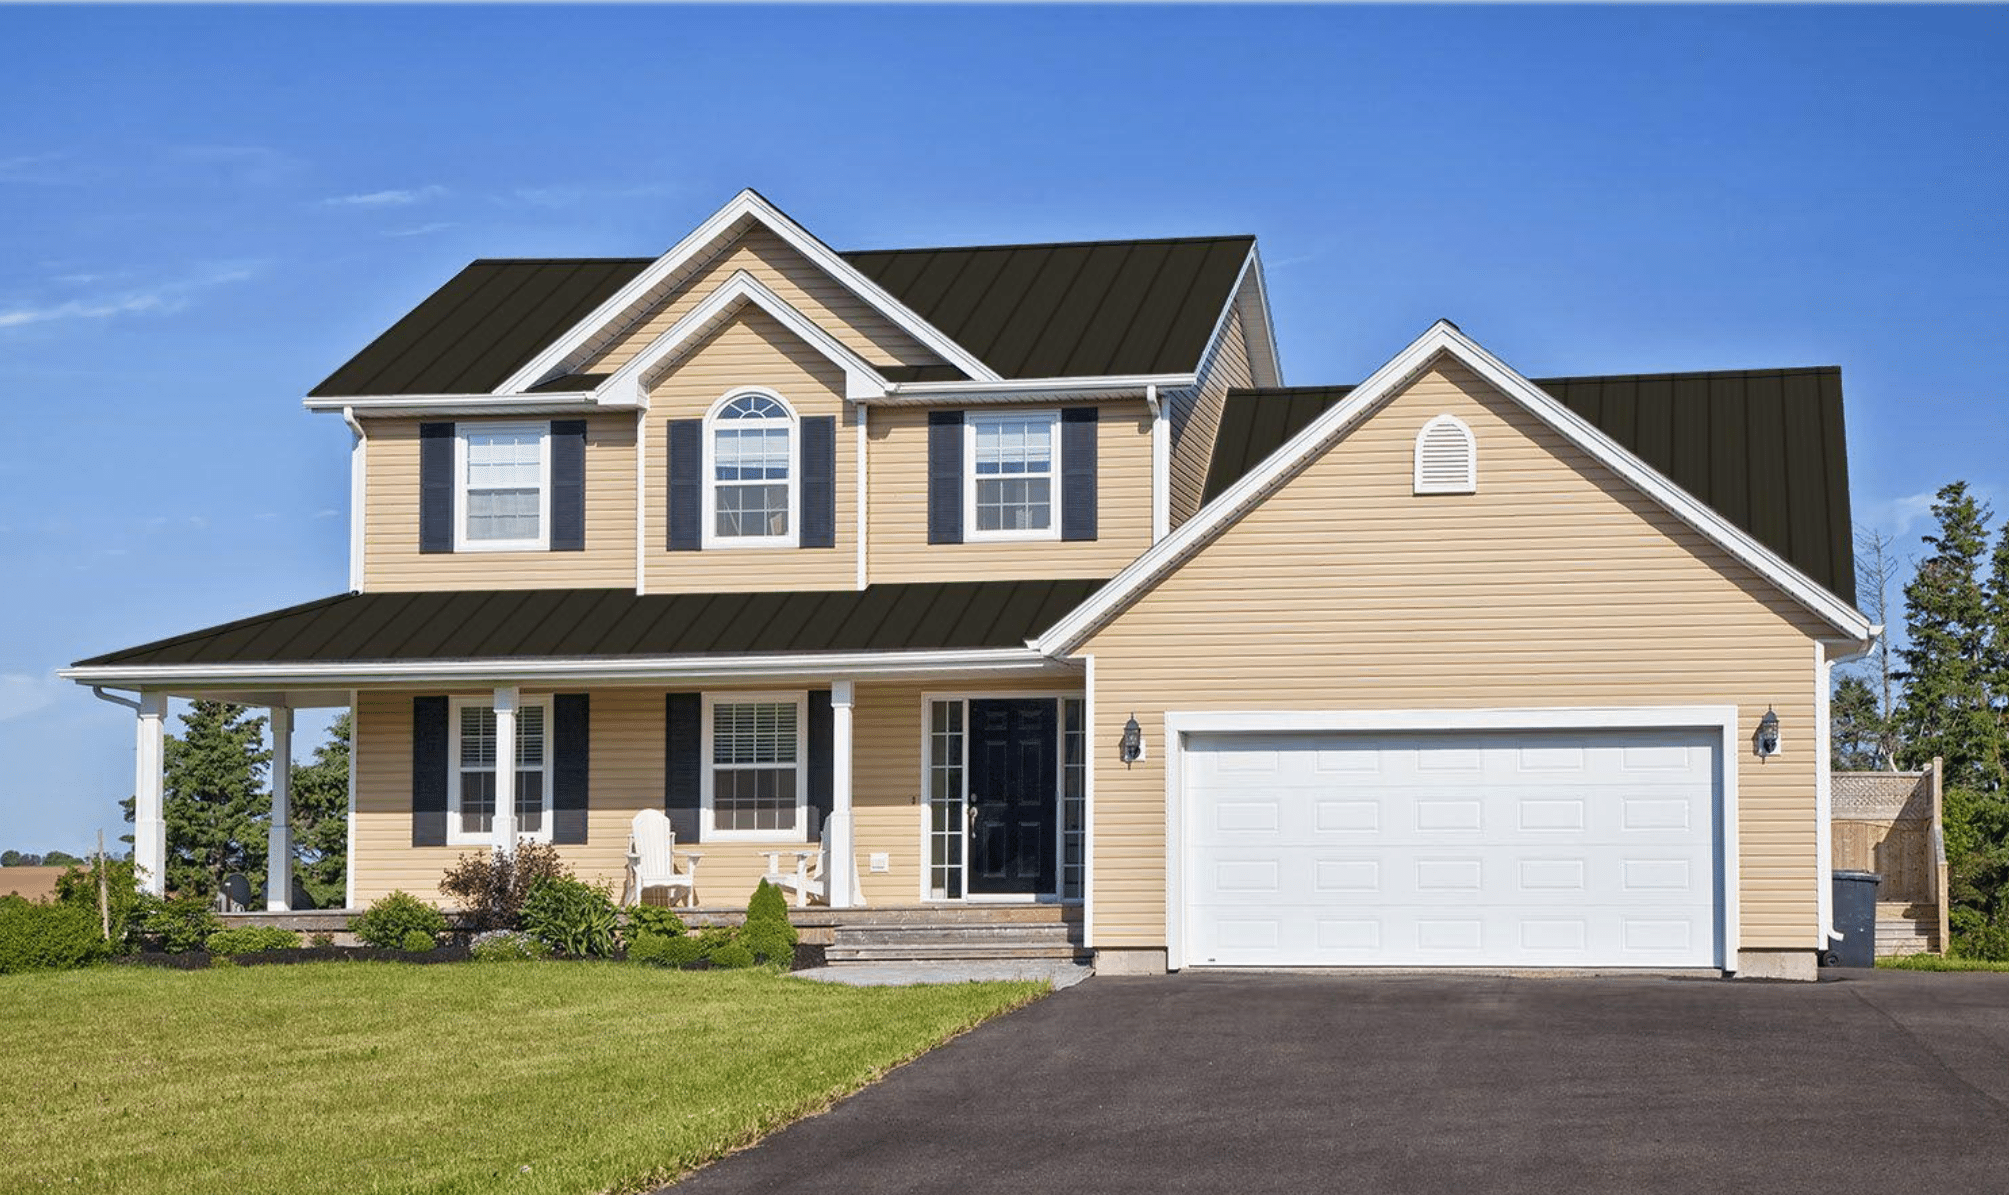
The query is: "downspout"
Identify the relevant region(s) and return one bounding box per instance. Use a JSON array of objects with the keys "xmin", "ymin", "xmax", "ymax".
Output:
[
  {"xmin": 634, "ymin": 407, "xmax": 648, "ymax": 594},
  {"xmin": 1146, "ymin": 385, "xmax": 1169, "ymax": 543},
  {"xmin": 90, "ymin": 685, "xmax": 141, "ymax": 713},
  {"xmin": 1818, "ymin": 633, "xmax": 1879, "ymax": 951},
  {"xmin": 856, "ymin": 404, "xmax": 869, "ymax": 590},
  {"xmin": 342, "ymin": 406, "xmax": 366, "ymax": 593}
]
